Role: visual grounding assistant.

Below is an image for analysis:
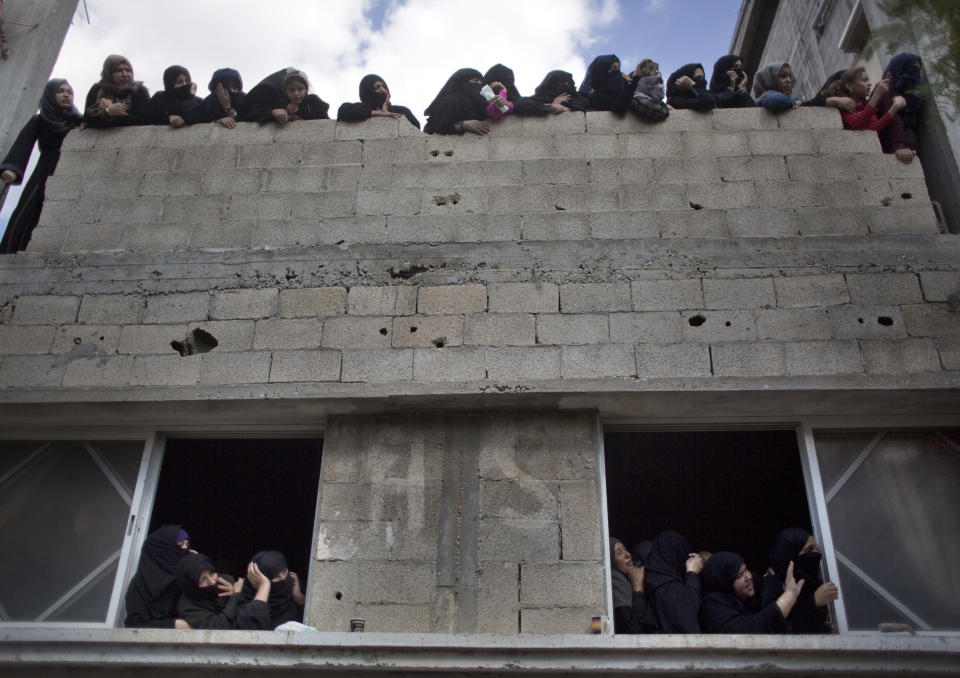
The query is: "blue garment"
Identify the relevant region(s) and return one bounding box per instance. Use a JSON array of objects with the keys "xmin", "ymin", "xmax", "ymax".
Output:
[{"xmin": 759, "ymin": 92, "xmax": 796, "ymax": 110}]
